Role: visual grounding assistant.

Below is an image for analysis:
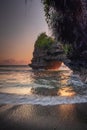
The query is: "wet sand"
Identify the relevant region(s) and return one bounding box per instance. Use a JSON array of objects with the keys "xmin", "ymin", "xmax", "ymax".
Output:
[{"xmin": 0, "ymin": 103, "xmax": 87, "ymax": 130}]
